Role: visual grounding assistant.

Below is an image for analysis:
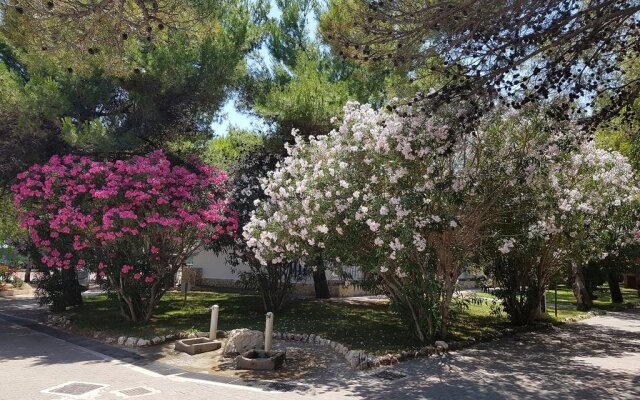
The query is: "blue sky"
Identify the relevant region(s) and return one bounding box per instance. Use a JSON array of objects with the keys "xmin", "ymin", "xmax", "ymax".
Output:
[{"xmin": 210, "ymin": 0, "xmax": 319, "ymax": 136}]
